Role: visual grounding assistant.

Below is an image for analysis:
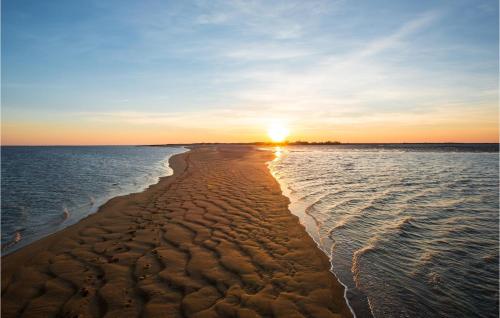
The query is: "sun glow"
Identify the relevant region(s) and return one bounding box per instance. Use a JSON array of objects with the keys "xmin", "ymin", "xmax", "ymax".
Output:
[{"xmin": 267, "ymin": 123, "xmax": 289, "ymax": 143}]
